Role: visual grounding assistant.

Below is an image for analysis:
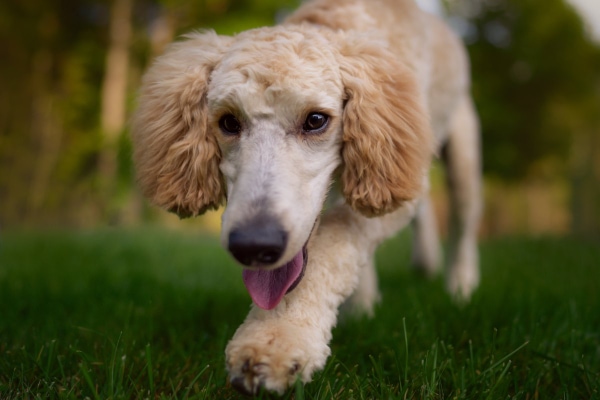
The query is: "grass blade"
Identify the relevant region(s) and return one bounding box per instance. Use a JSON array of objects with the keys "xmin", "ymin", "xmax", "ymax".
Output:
[
  {"xmin": 482, "ymin": 341, "xmax": 528, "ymax": 376},
  {"xmin": 403, "ymin": 317, "xmax": 409, "ymax": 384},
  {"xmin": 146, "ymin": 343, "xmax": 154, "ymax": 398},
  {"xmin": 181, "ymin": 364, "xmax": 210, "ymax": 399},
  {"xmin": 484, "ymin": 360, "xmax": 512, "ymax": 400},
  {"xmin": 79, "ymin": 360, "xmax": 101, "ymax": 400}
]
